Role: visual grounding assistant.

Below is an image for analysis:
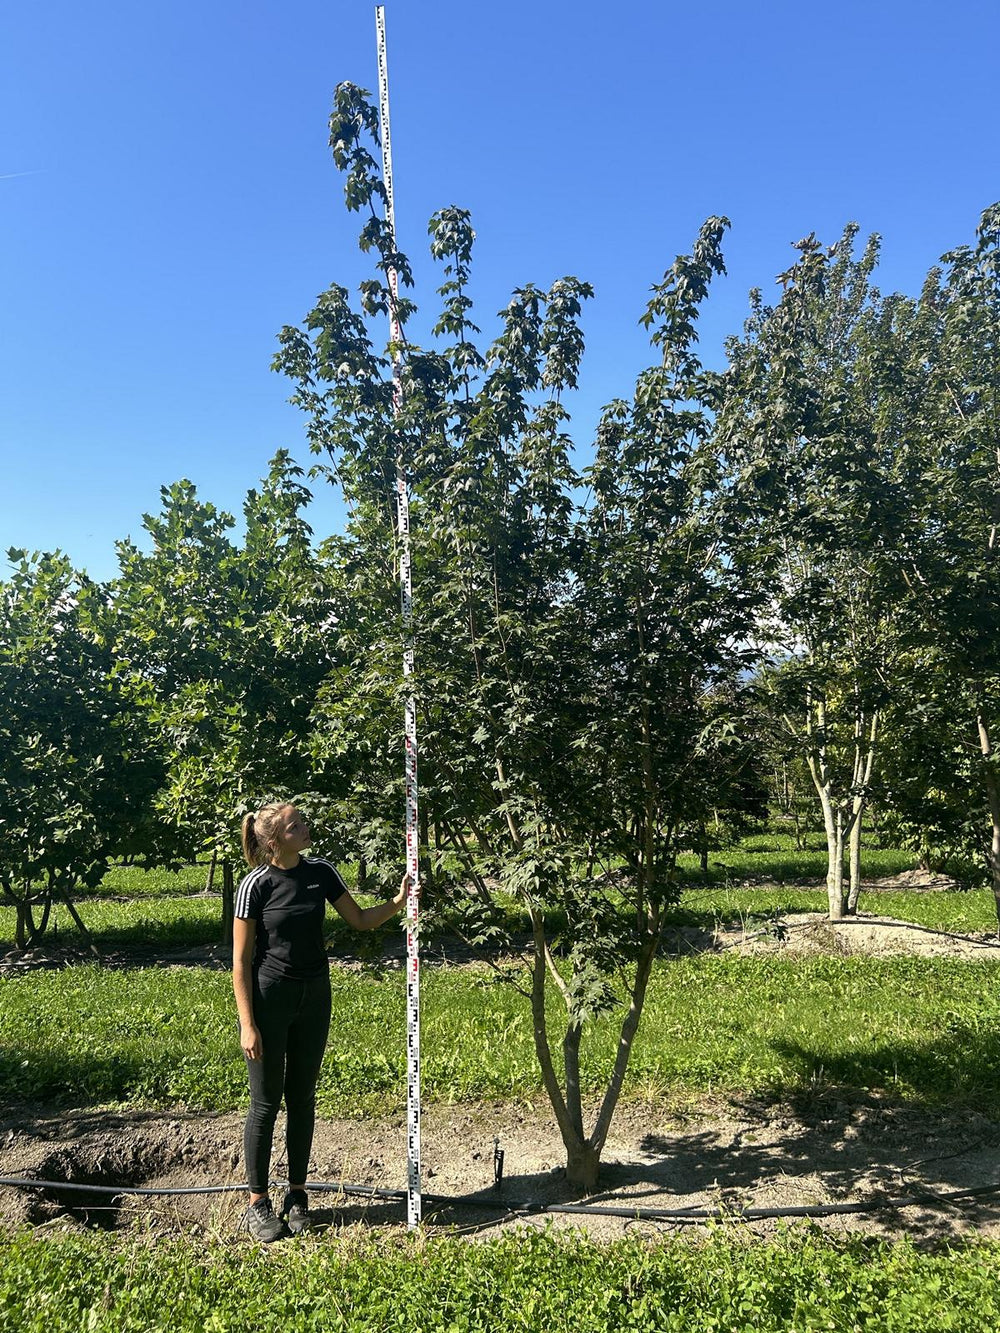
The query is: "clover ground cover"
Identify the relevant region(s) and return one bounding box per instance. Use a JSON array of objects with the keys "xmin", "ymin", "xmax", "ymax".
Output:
[{"xmin": 2, "ymin": 1227, "xmax": 1000, "ymax": 1332}]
